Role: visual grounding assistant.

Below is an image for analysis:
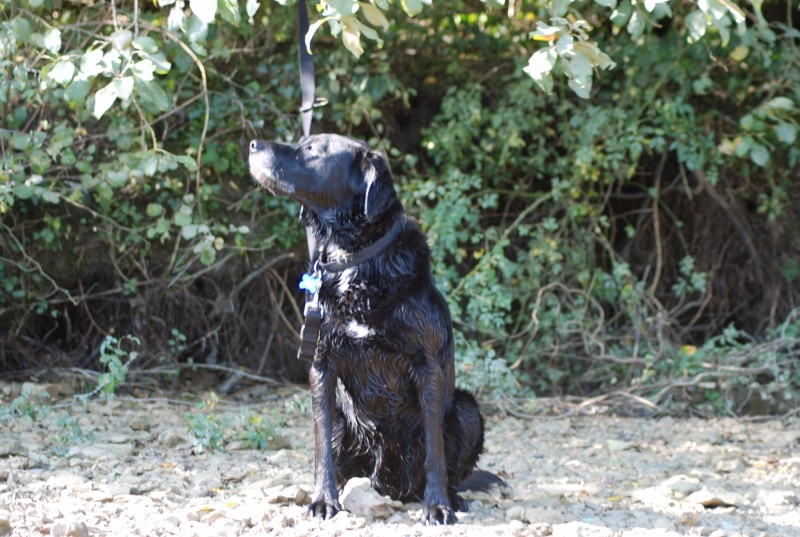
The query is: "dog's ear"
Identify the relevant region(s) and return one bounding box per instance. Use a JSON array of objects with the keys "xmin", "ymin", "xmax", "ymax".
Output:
[{"xmin": 360, "ymin": 150, "xmax": 396, "ymax": 222}]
